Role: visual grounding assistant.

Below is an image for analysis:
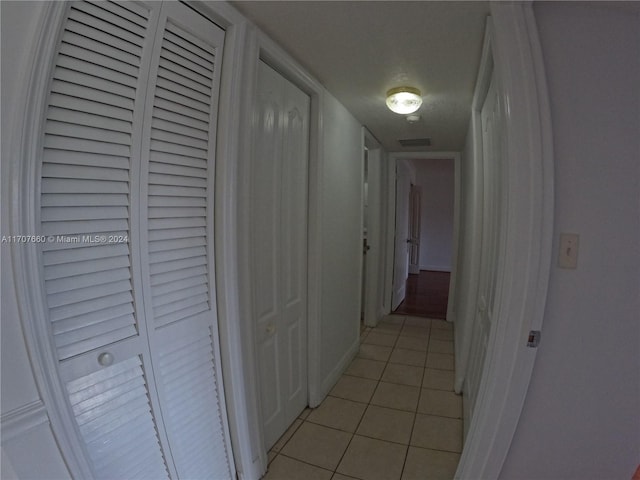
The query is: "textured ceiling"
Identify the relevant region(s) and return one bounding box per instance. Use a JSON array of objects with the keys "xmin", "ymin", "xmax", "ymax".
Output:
[{"xmin": 231, "ymin": 1, "xmax": 490, "ymax": 152}]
